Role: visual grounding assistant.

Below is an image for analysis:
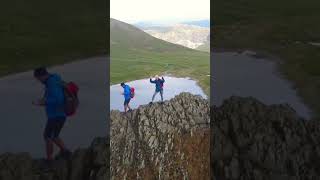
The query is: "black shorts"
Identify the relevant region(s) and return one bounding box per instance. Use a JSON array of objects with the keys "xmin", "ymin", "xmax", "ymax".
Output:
[
  {"xmin": 124, "ymin": 98, "xmax": 131, "ymax": 105},
  {"xmin": 44, "ymin": 117, "xmax": 66, "ymax": 140}
]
